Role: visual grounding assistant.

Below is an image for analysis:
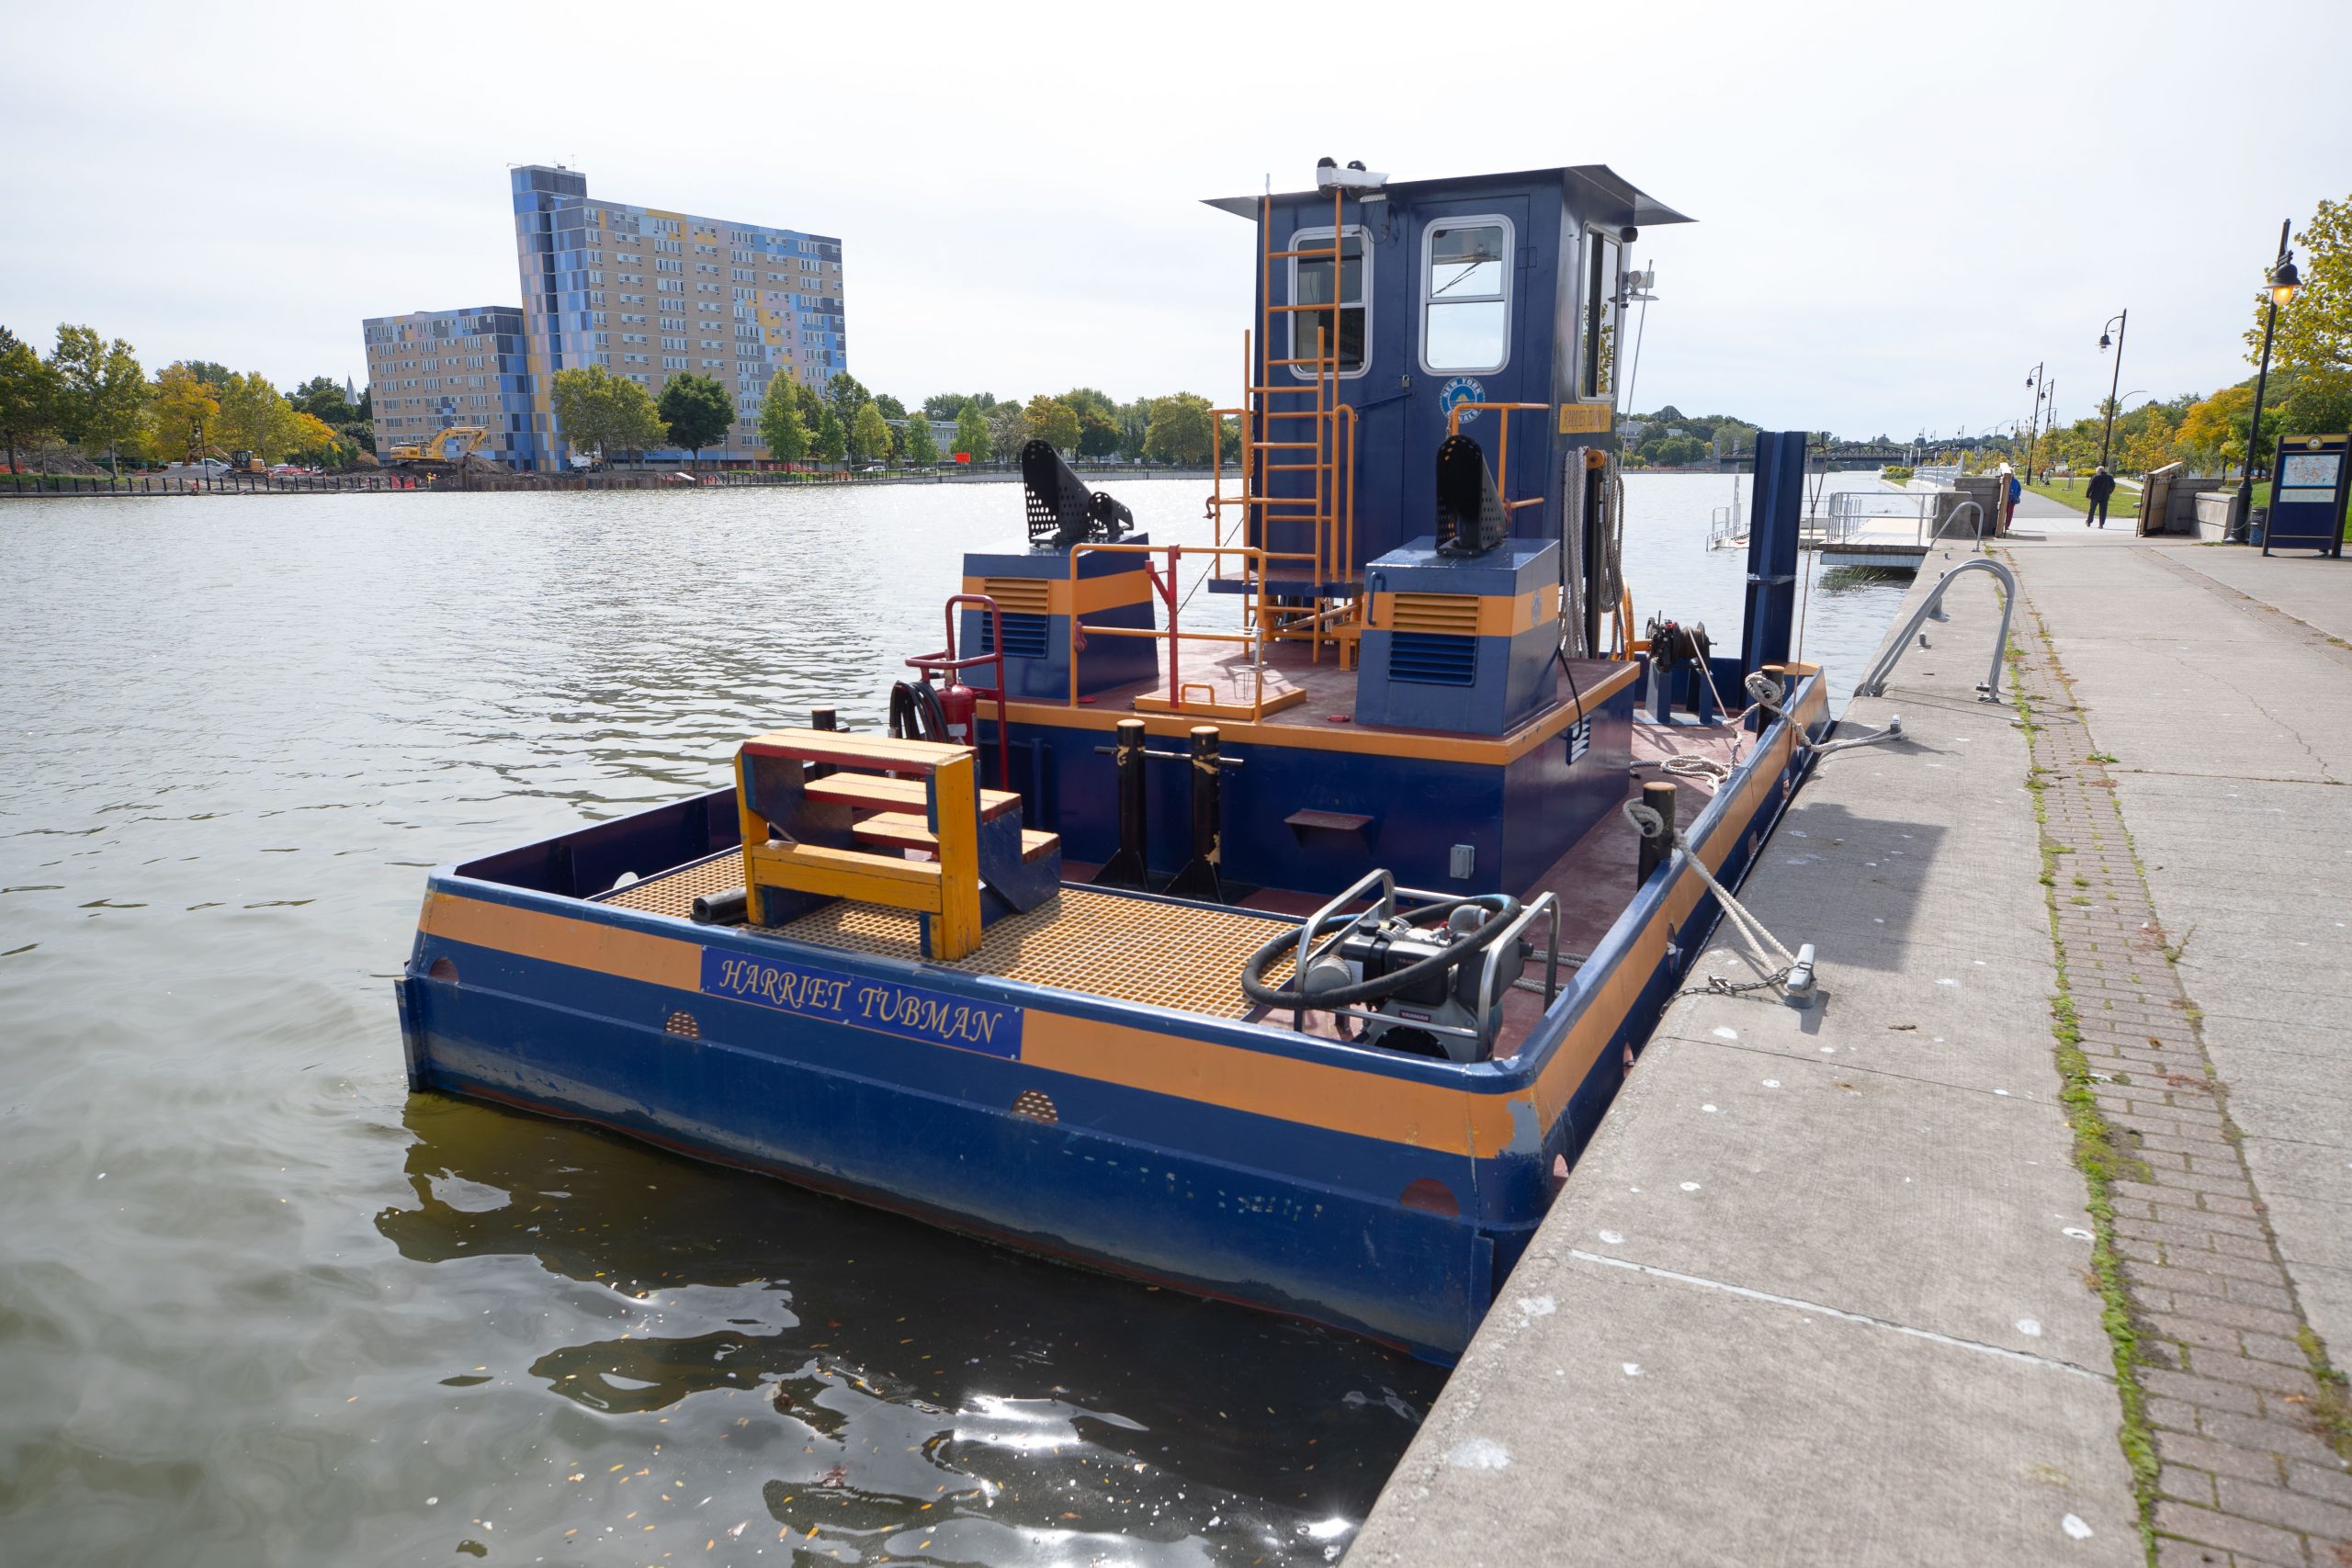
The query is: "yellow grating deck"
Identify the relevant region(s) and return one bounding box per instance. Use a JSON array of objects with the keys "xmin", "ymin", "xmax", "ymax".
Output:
[
  {"xmin": 594, "ymin": 854, "xmax": 1296, "ymax": 1019},
  {"xmin": 596, "ymin": 851, "xmax": 741, "ymax": 919},
  {"xmin": 770, "ymin": 889, "xmax": 1294, "ymax": 1019}
]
